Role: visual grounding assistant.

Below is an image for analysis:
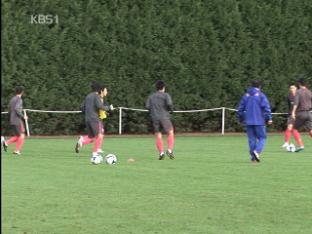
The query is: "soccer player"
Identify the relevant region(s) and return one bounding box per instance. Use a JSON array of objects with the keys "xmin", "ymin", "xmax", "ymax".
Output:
[
  {"xmin": 75, "ymin": 82, "xmax": 114, "ymax": 158},
  {"xmin": 282, "ymin": 84, "xmax": 304, "ymax": 148},
  {"xmin": 291, "ymin": 78, "xmax": 312, "ymax": 152},
  {"xmin": 146, "ymin": 80, "xmax": 175, "ymax": 160},
  {"xmin": 2, "ymin": 86, "xmax": 28, "ymax": 155},
  {"xmin": 237, "ymin": 80, "xmax": 272, "ymax": 163}
]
